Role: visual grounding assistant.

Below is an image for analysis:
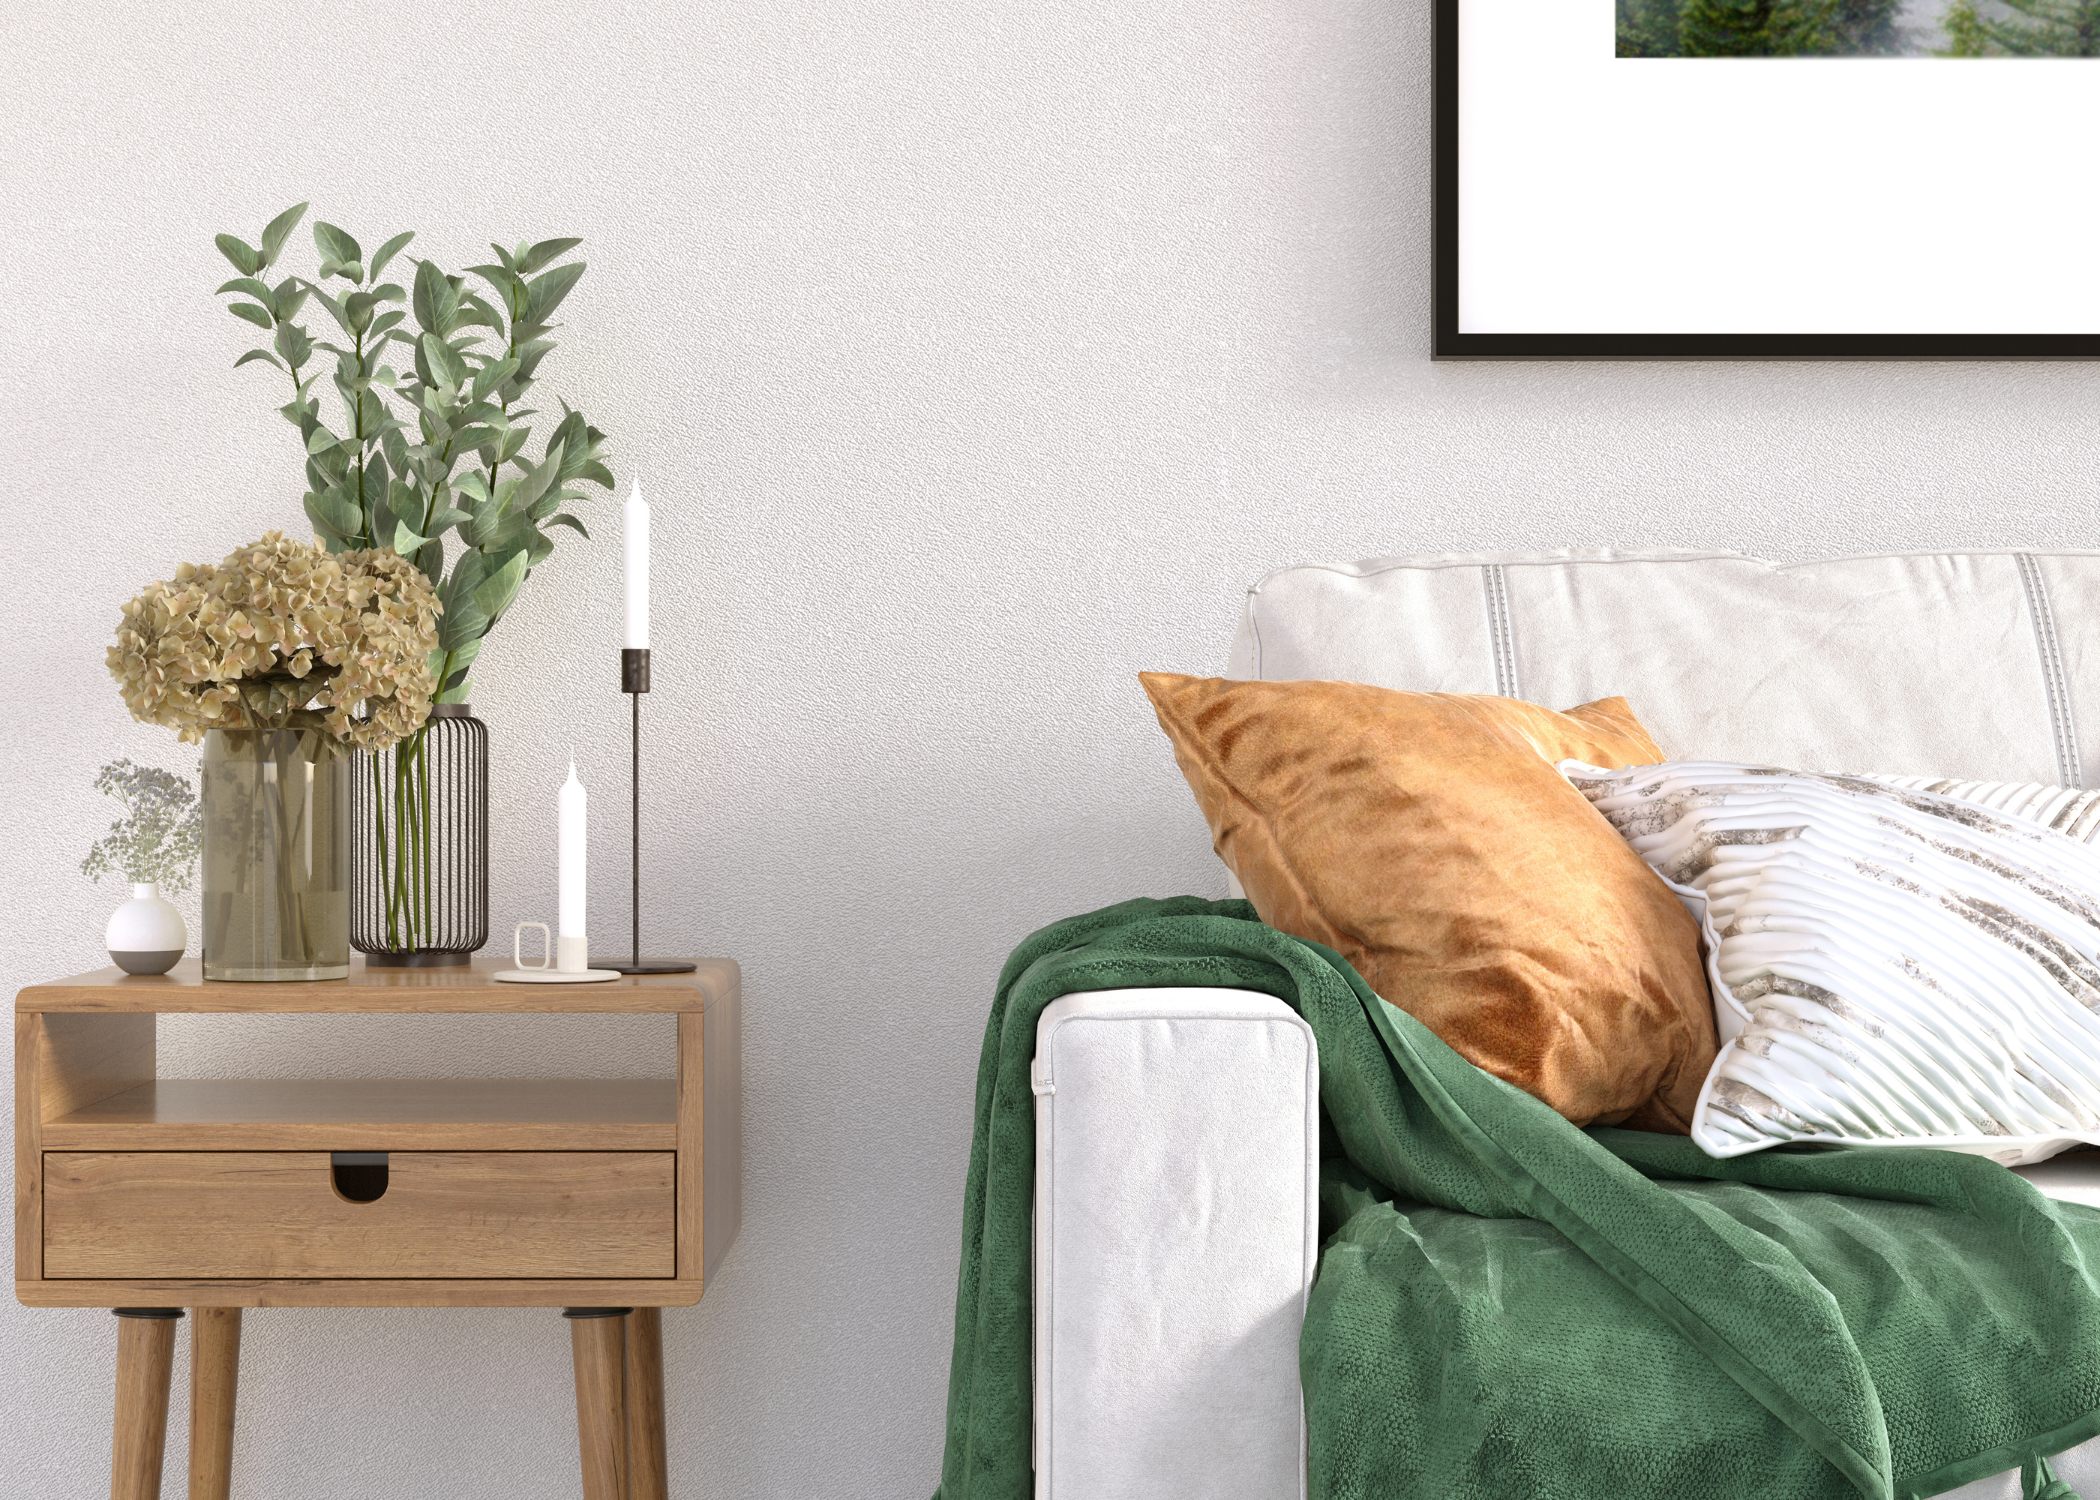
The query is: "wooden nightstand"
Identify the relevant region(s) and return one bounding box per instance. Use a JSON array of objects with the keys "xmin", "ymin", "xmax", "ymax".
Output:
[{"xmin": 14, "ymin": 957, "xmax": 741, "ymax": 1500}]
